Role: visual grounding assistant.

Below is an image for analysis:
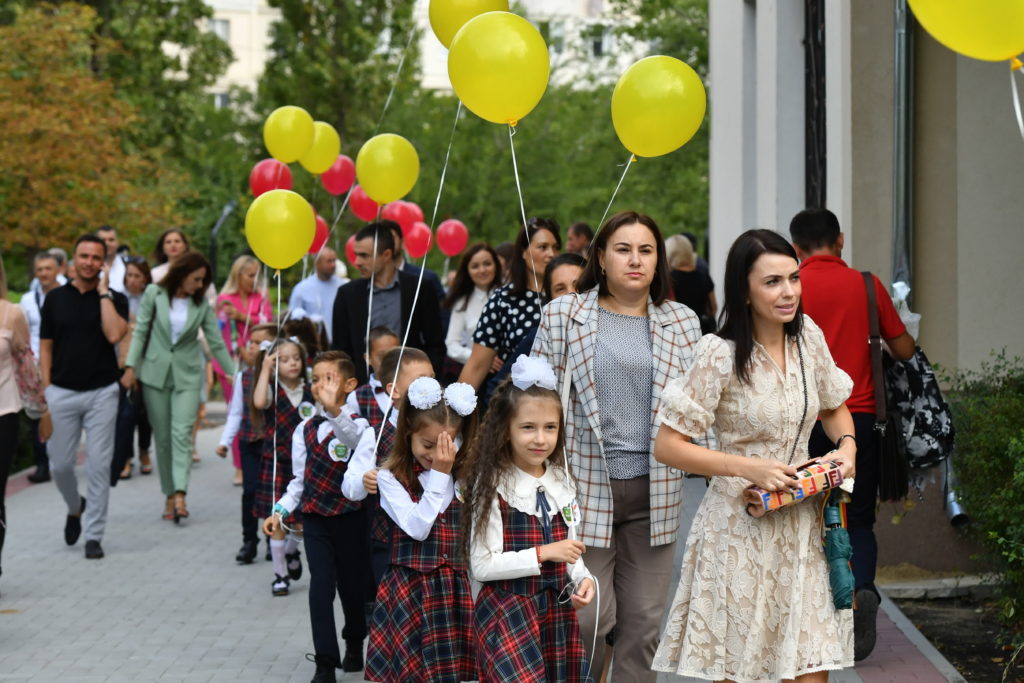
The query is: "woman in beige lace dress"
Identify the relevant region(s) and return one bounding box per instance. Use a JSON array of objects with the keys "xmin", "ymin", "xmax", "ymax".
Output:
[{"xmin": 652, "ymin": 229, "xmax": 857, "ymax": 682}]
